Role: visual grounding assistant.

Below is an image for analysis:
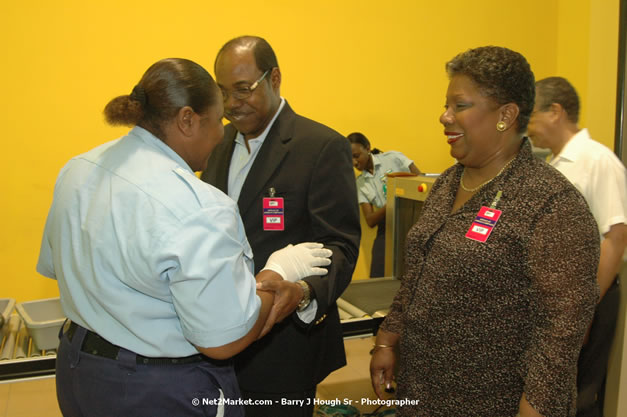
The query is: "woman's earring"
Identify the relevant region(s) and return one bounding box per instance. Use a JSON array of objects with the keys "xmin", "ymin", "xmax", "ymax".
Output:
[{"xmin": 496, "ymin": 121, "xmax": 506, "ymax": 132}]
